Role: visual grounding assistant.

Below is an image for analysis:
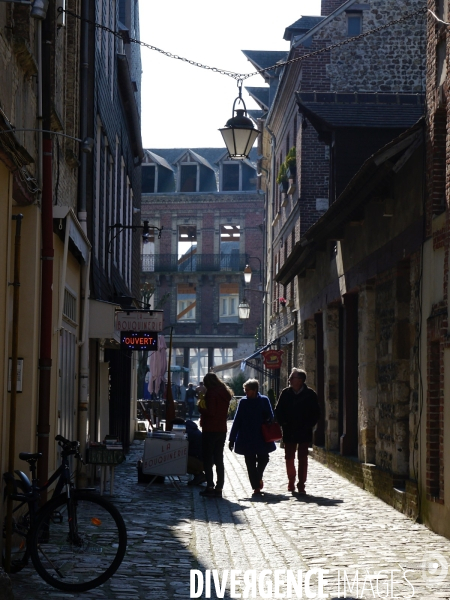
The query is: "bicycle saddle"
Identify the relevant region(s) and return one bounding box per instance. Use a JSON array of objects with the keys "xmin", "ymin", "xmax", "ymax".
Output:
[{"xmin": 19, "ymin": 452, "xmax": 42, "ymax": 461}]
